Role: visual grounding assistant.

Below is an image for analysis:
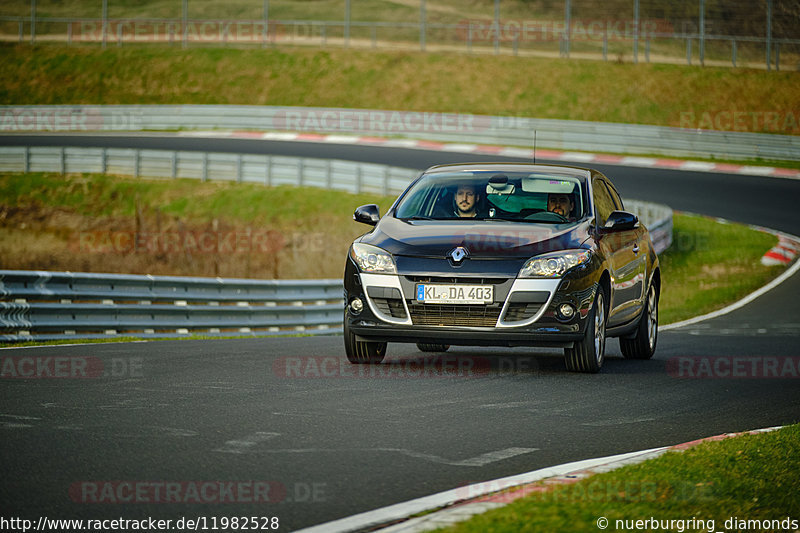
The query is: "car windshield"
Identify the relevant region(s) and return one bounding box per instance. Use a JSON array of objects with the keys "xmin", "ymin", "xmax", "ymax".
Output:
[{"xmin": 394, "ymin": 171, "xmax": 587, "ymax": 223}]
